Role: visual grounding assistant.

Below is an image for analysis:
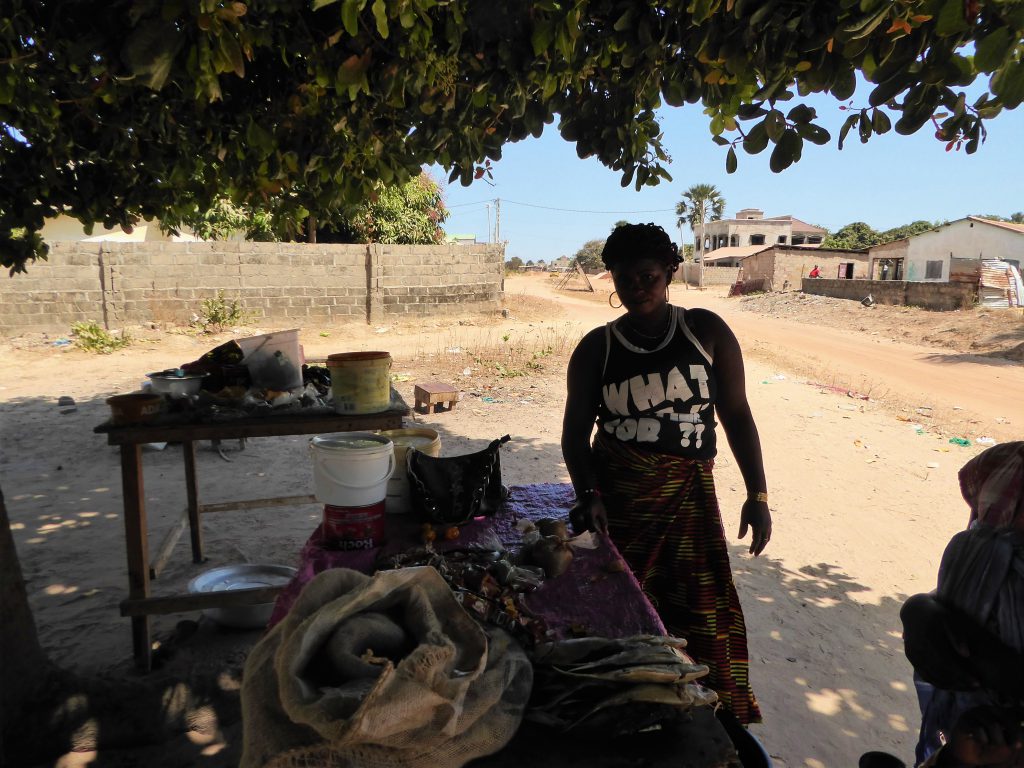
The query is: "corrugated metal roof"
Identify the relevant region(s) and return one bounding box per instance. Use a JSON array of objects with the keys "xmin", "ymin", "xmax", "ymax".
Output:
[{"xmin": 969, "ymin": 217, "xmax": 1024, "ymax": 234}]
